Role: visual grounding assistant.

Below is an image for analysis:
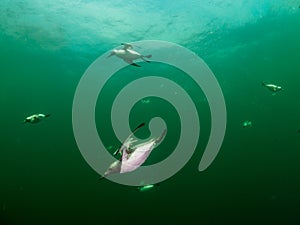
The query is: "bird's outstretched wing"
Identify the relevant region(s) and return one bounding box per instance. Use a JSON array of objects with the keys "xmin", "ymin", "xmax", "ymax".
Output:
[
  {"xmin": 113, "ymin": 123, "xmax": 145, "ymax": 157},
  {"xmin": 123, "ymin": 59, "xmax": 141, "ymax": 67}
]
